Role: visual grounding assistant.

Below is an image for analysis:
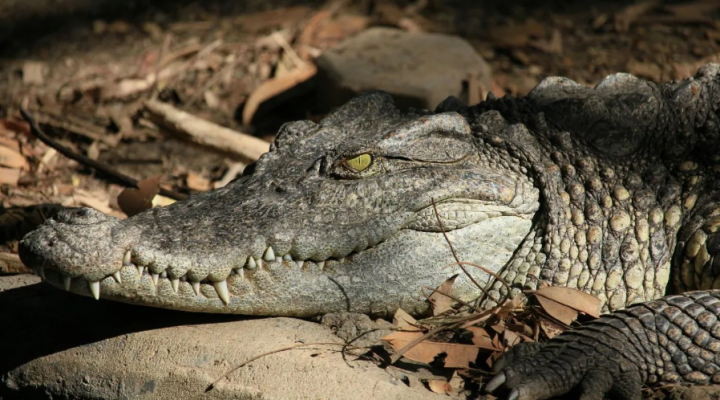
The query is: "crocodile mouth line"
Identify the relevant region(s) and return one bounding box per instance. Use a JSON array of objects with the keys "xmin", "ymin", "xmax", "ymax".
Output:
[{"xmin": 37, "ymin": 245, "xmax": 352, "ymax": 305}]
